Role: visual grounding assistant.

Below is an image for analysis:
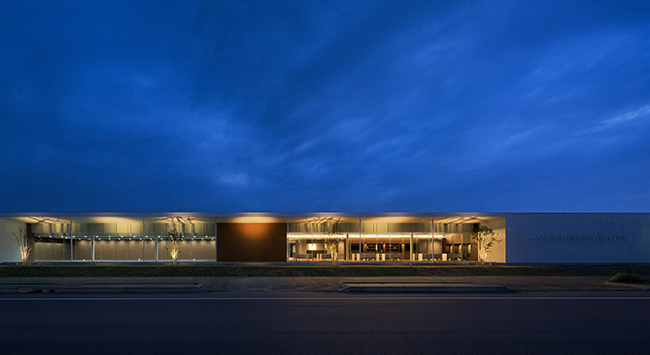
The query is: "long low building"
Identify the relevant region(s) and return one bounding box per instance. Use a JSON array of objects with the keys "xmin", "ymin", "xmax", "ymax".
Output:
[{"xmin": 0, "ymin": 213, "xmax": 648, "ymax": 264}]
